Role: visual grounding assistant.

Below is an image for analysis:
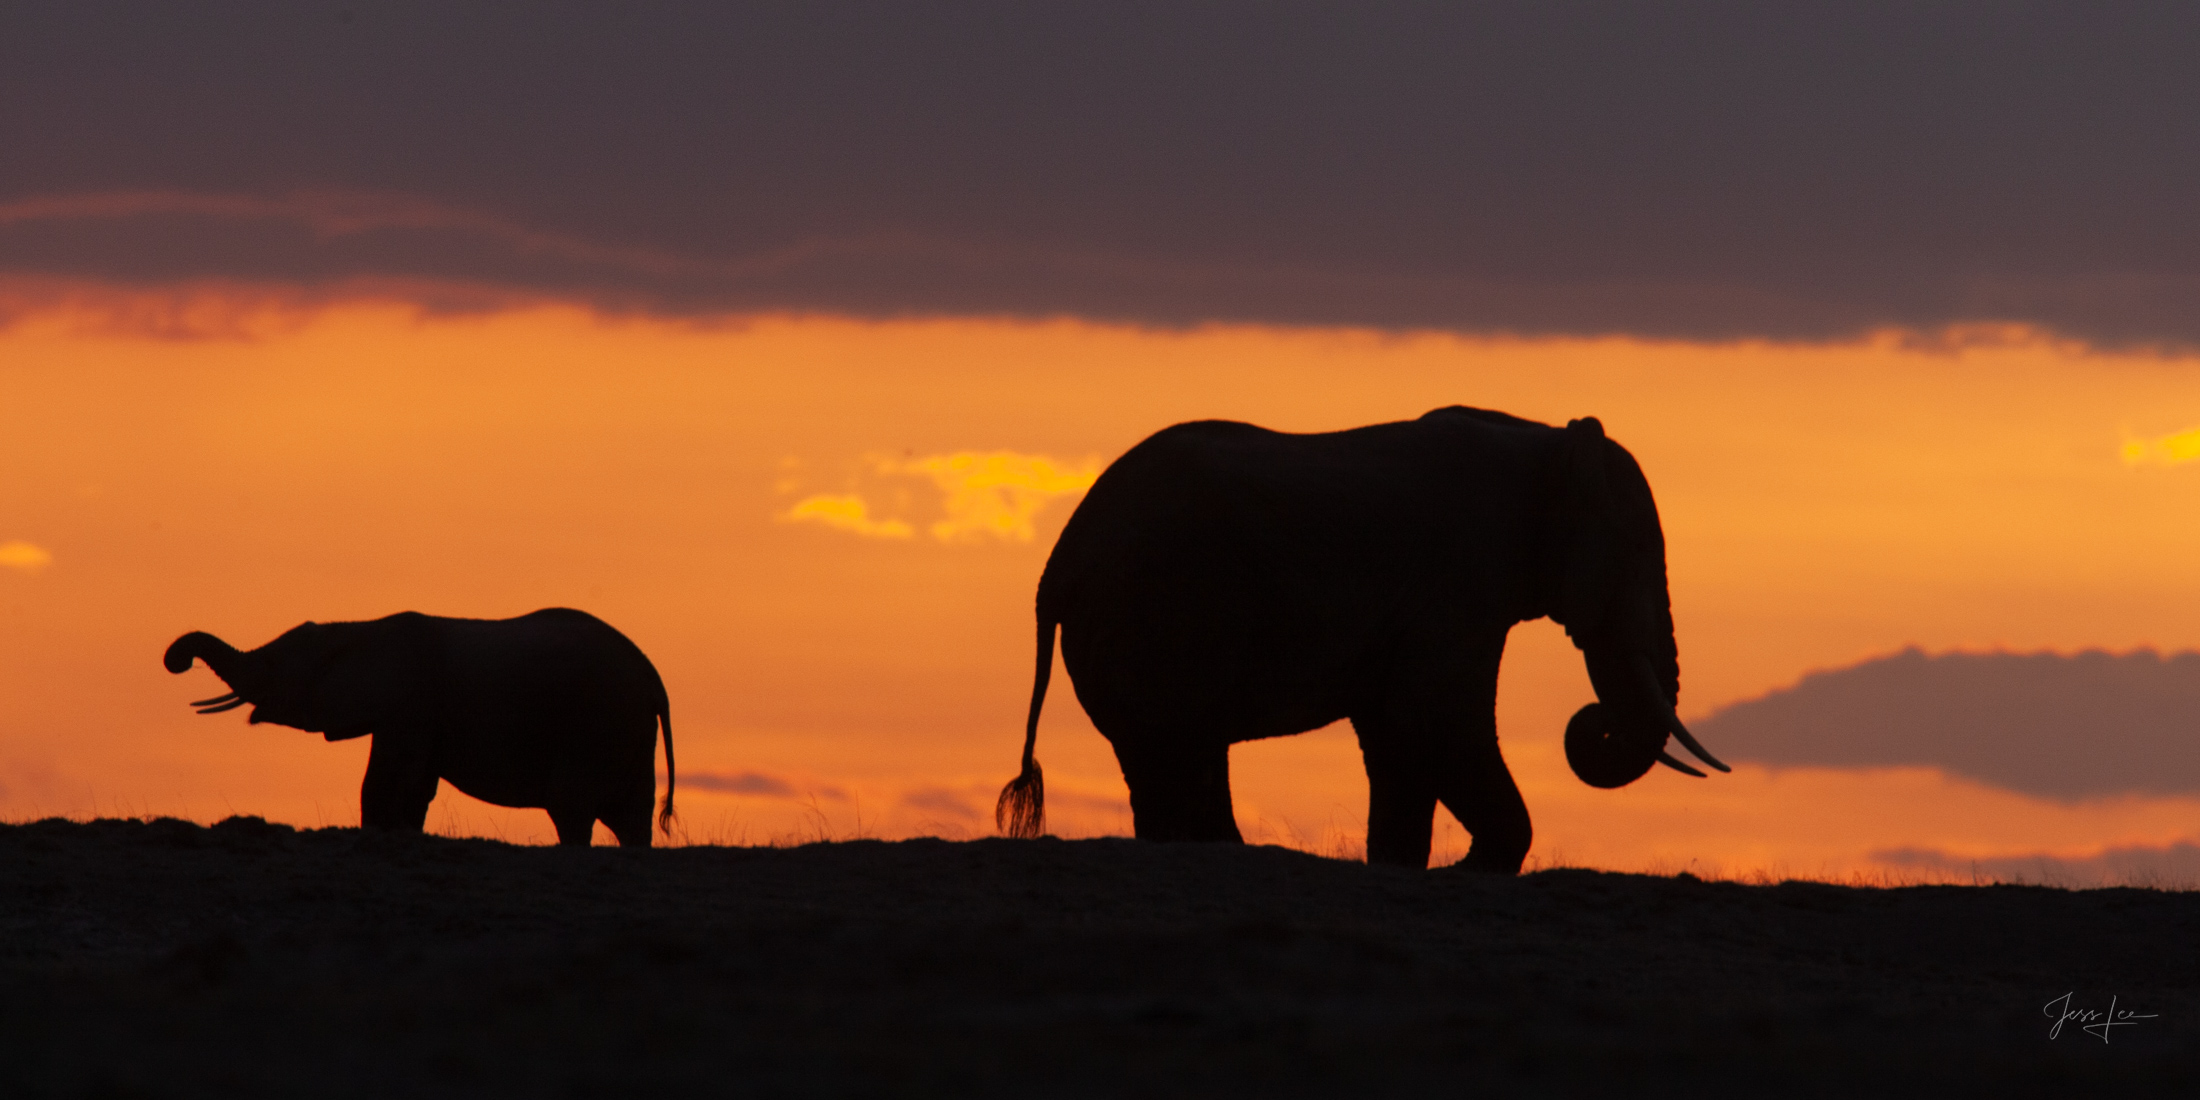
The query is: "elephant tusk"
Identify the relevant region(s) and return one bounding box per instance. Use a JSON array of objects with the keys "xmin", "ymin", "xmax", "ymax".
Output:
[
  {"xmin": 195, "ymin": 698, "xmax": 248, "ymax": 714},
  {"xmin": 1628, "ymin": 659, "xmax": 1731, "ymax": 774},
  {"xmin": 1665, "ymin": 712, "xmax": 1730, "ymax": 773},
  {"xmin": 190, "ymin": 692, "xmax": 239, "ymax": 708},
  {"xmin": 1656, "ymin": 750, "xmax": 1707, "ymax": 778}
]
